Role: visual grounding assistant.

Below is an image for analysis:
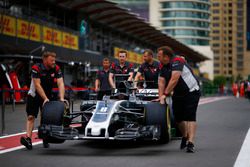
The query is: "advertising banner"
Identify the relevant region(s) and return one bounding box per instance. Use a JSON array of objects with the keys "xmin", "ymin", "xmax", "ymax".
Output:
[
  {"xmin": 29, "ymin": 22, "xmax": 40, "ymax": 42},
  {"xmin": 62, "ymin": 32, "xmax": 79, "ymax": 50},
  {"xmin": 17, "ymin": 19, "xmax": 29, "ymax": 39},
  {"xmin": 1, "ymin": 15, "xmax": 16, "ymax": 36},
  {"xmin": 52, "ymin": 29, "xmax": 62, "ymax": 47},
  {"xmin": 43, "ymin": 26, "xmax": 53, "ymax": 44}
]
